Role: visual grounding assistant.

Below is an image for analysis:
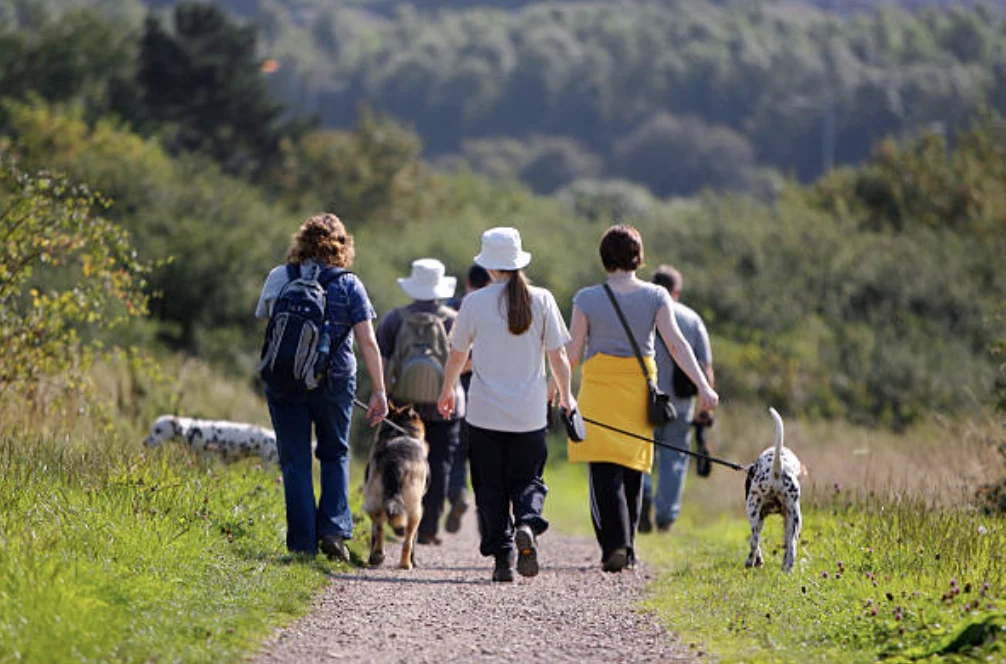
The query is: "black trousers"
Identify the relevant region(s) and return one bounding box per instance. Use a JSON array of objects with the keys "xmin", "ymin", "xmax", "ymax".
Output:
[
  {"xmin": 418, "ymin": 419, "xmax": 461, "ymax": 537},
  {"xmin": 588, "ymin": 462, "xmax": 643, "ymax": 562},
  {"xmin": 468, "ymin": 424, "xmax": 549, "ymax": 560}
]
